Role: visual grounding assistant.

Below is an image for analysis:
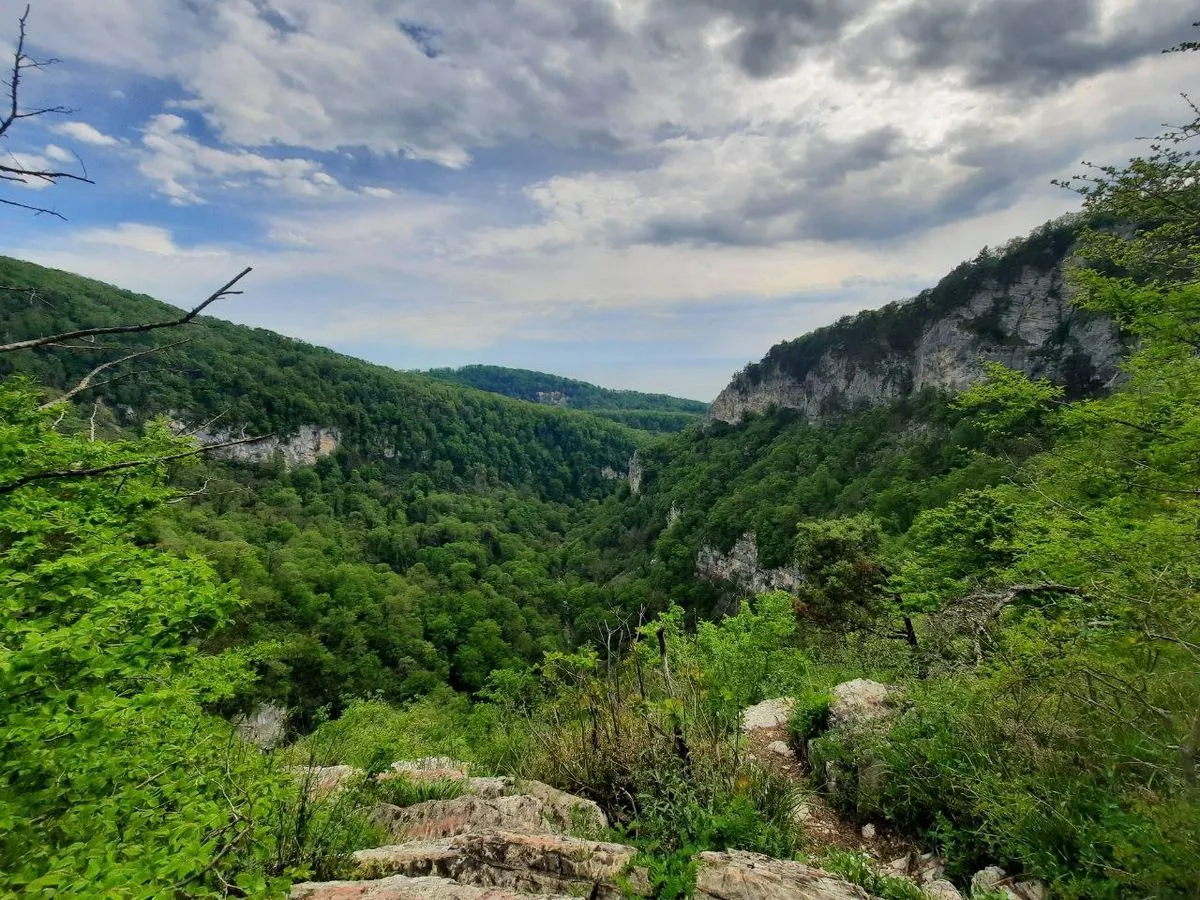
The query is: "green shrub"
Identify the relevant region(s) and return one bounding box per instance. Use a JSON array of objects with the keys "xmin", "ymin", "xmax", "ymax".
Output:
[
  {"xmin": 821, "ymin": 851, "xmax": 926, "ymax": 900},
  {"xmin": 788, "ymin": 692, "xmax": 831, "ymax": 745}
]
